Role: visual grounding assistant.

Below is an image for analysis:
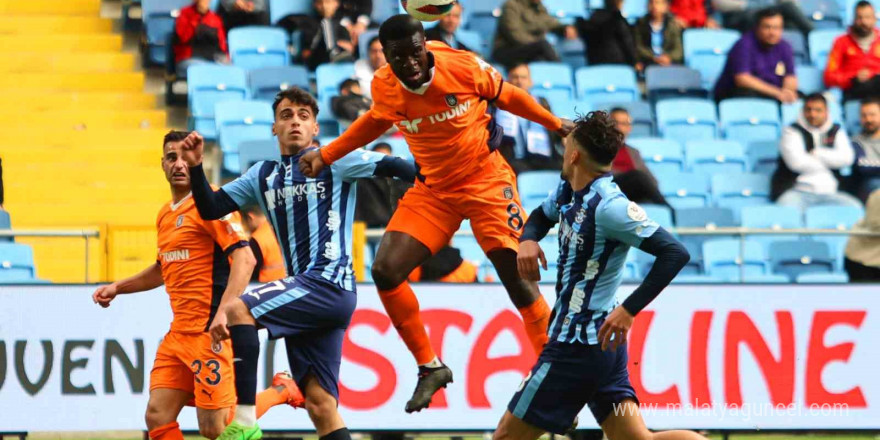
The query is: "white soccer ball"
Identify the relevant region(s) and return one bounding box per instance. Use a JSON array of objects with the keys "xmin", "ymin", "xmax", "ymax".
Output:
[{"xmin": 401, "ymin": 0, "xmax": 456, "ymax": 22}]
